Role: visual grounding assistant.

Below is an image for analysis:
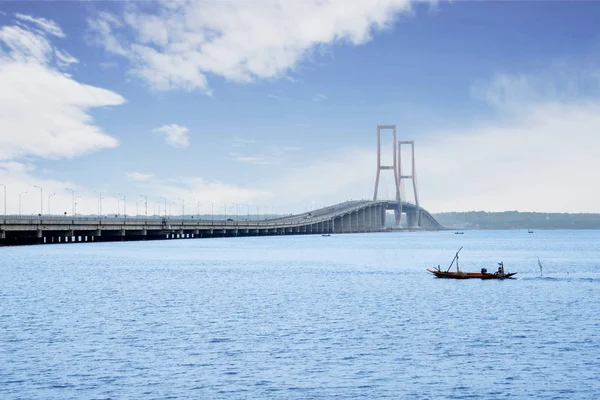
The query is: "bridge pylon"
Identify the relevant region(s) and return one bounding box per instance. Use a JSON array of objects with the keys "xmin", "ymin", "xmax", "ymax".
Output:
[
  {"xmin": 398, "ymin": 140, "xmax": 420, "ymax": 228},
  {"xmin": 373, "ymin": 125, "xmax": 401, "ymax": 225}
]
